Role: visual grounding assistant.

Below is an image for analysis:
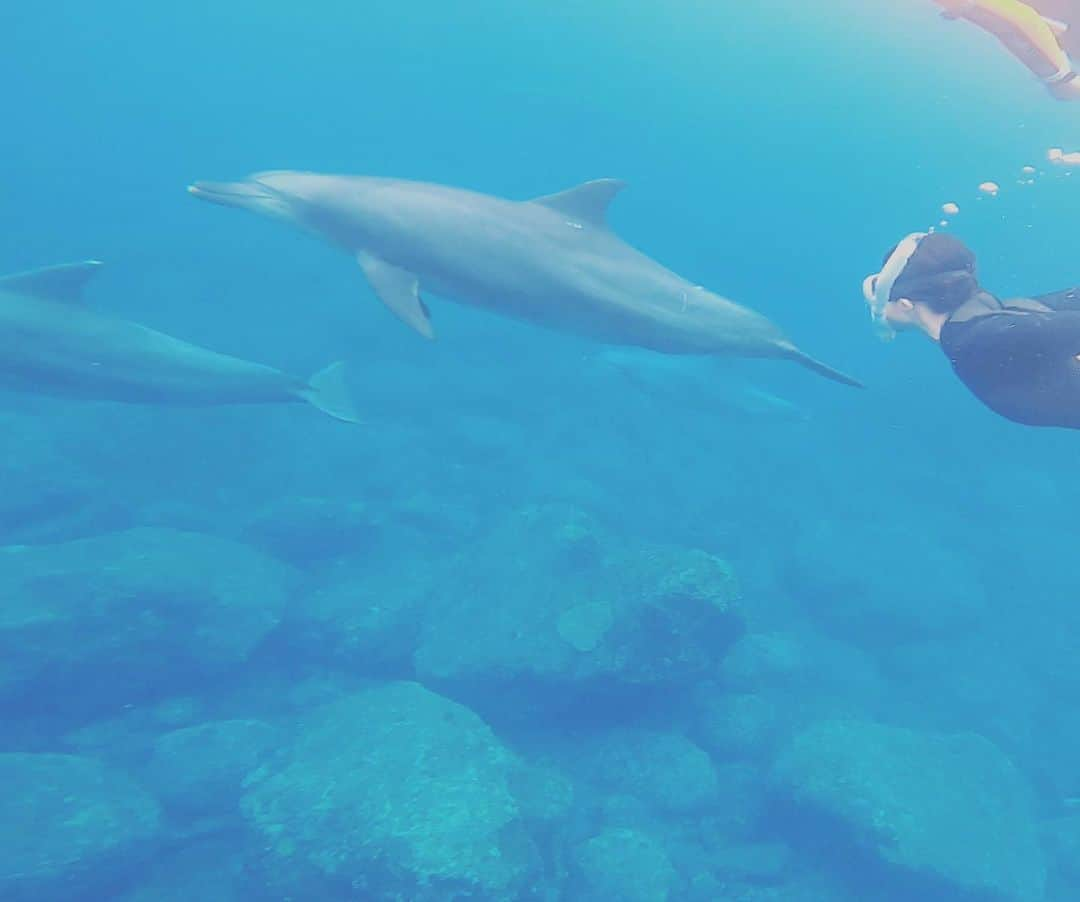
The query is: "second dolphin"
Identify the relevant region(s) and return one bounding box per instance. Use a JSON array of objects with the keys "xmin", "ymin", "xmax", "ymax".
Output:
[{"xmin": 0, "ymin": 261, "xmax": 358, "ymax": 422}]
